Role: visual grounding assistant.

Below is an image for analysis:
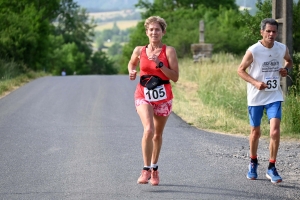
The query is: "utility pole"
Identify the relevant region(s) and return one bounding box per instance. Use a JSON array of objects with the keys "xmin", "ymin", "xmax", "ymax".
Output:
[{"xmin": 272, "ymin": 0, "xmax": 293, "ymax": 95}]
